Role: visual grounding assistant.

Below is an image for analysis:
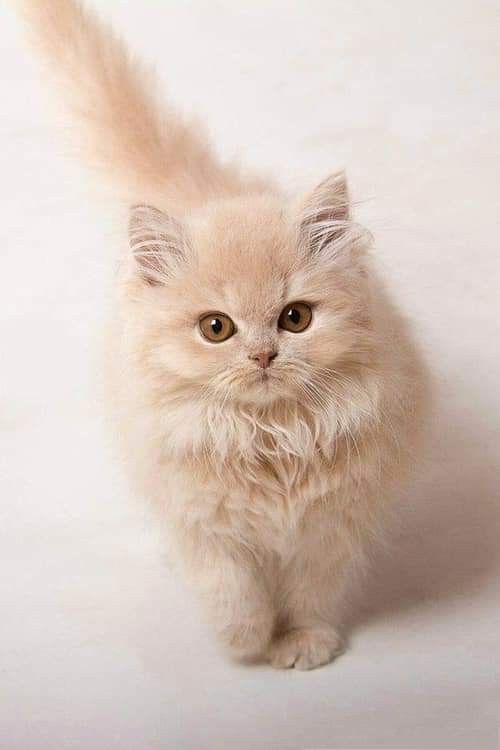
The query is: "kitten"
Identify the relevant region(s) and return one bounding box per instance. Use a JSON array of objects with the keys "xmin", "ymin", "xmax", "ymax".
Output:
[{"xmin": 18, "ymin": 0, "xmax": 429, "ymax": 669}]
